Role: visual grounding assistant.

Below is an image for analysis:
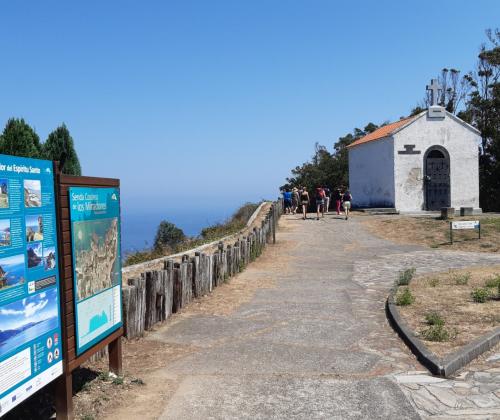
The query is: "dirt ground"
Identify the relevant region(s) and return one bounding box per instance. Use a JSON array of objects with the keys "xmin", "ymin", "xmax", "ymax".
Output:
[
  {"xmin": 396, "ymin": 266, "xmax": 500, "ymax": 357},
  {"xmin": 363, "ymin": 214, "xmax": 500, "ymax": 253}
]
